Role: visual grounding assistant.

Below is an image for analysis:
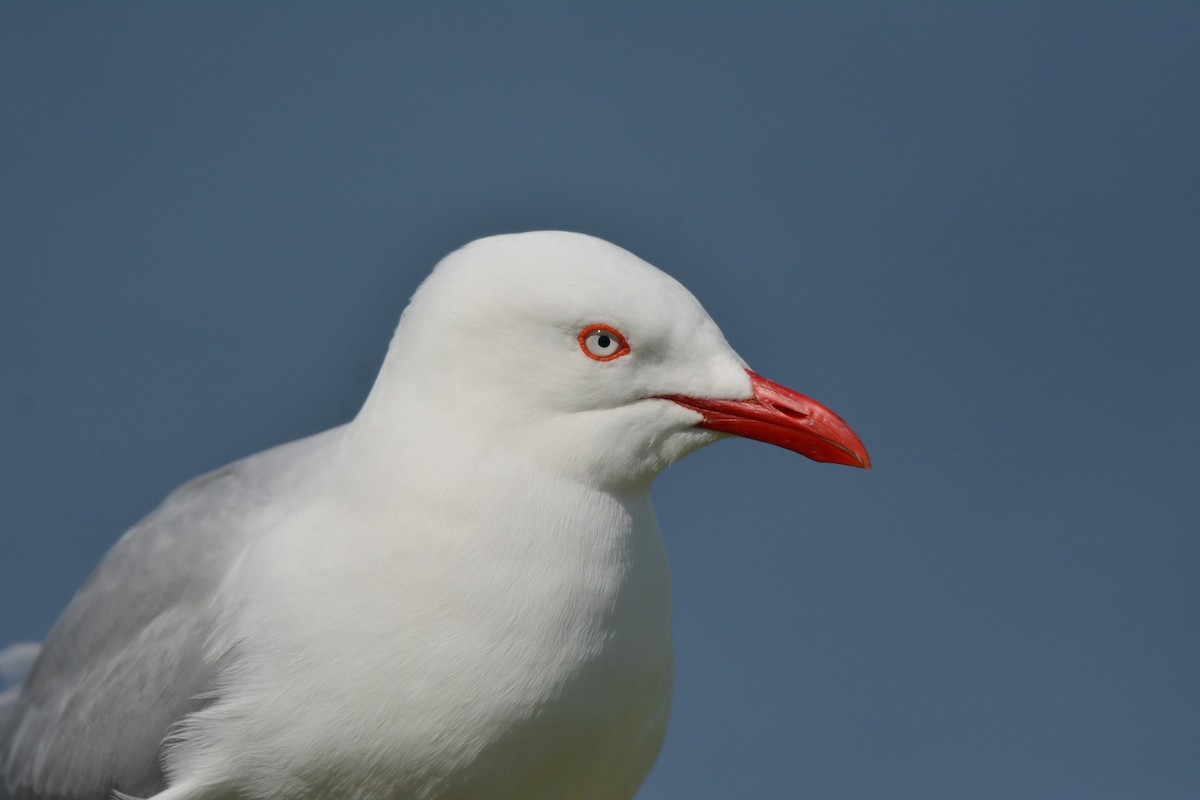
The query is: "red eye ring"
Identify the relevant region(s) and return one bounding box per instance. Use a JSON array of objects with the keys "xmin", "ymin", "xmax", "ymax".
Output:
[{"xmin": 578, "ymin": 324, "xmax": 631, "ymax": 362}]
